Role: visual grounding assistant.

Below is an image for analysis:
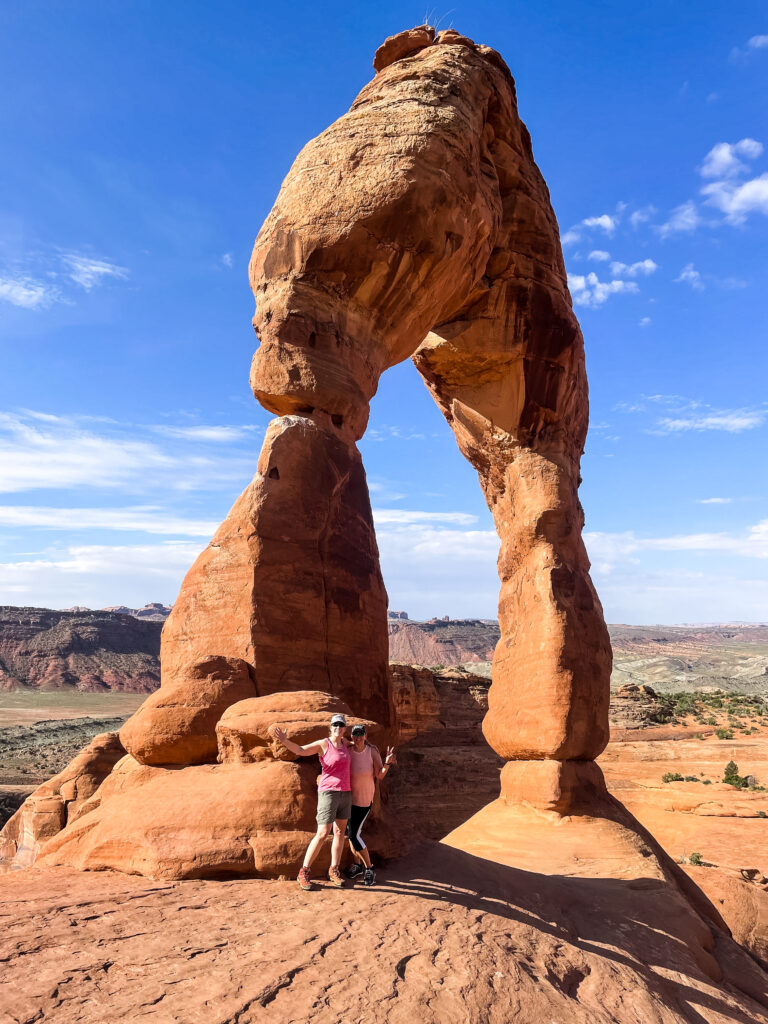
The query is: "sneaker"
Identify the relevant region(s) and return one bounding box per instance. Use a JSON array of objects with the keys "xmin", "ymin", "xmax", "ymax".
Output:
[
  {"xmin": 345, "ymin": 862, "xmax": 364, "ymax": 879},
  {"xmin": 328, "ymin": 866, "xmax": 345, "ymax": 888},
  {"xmin": 297, "ymin": 868, "xmax": 312, "ymax": 891},
  {"xmin": 363, "ymin": 867, "xmax": 376, "ymax": 887}
]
